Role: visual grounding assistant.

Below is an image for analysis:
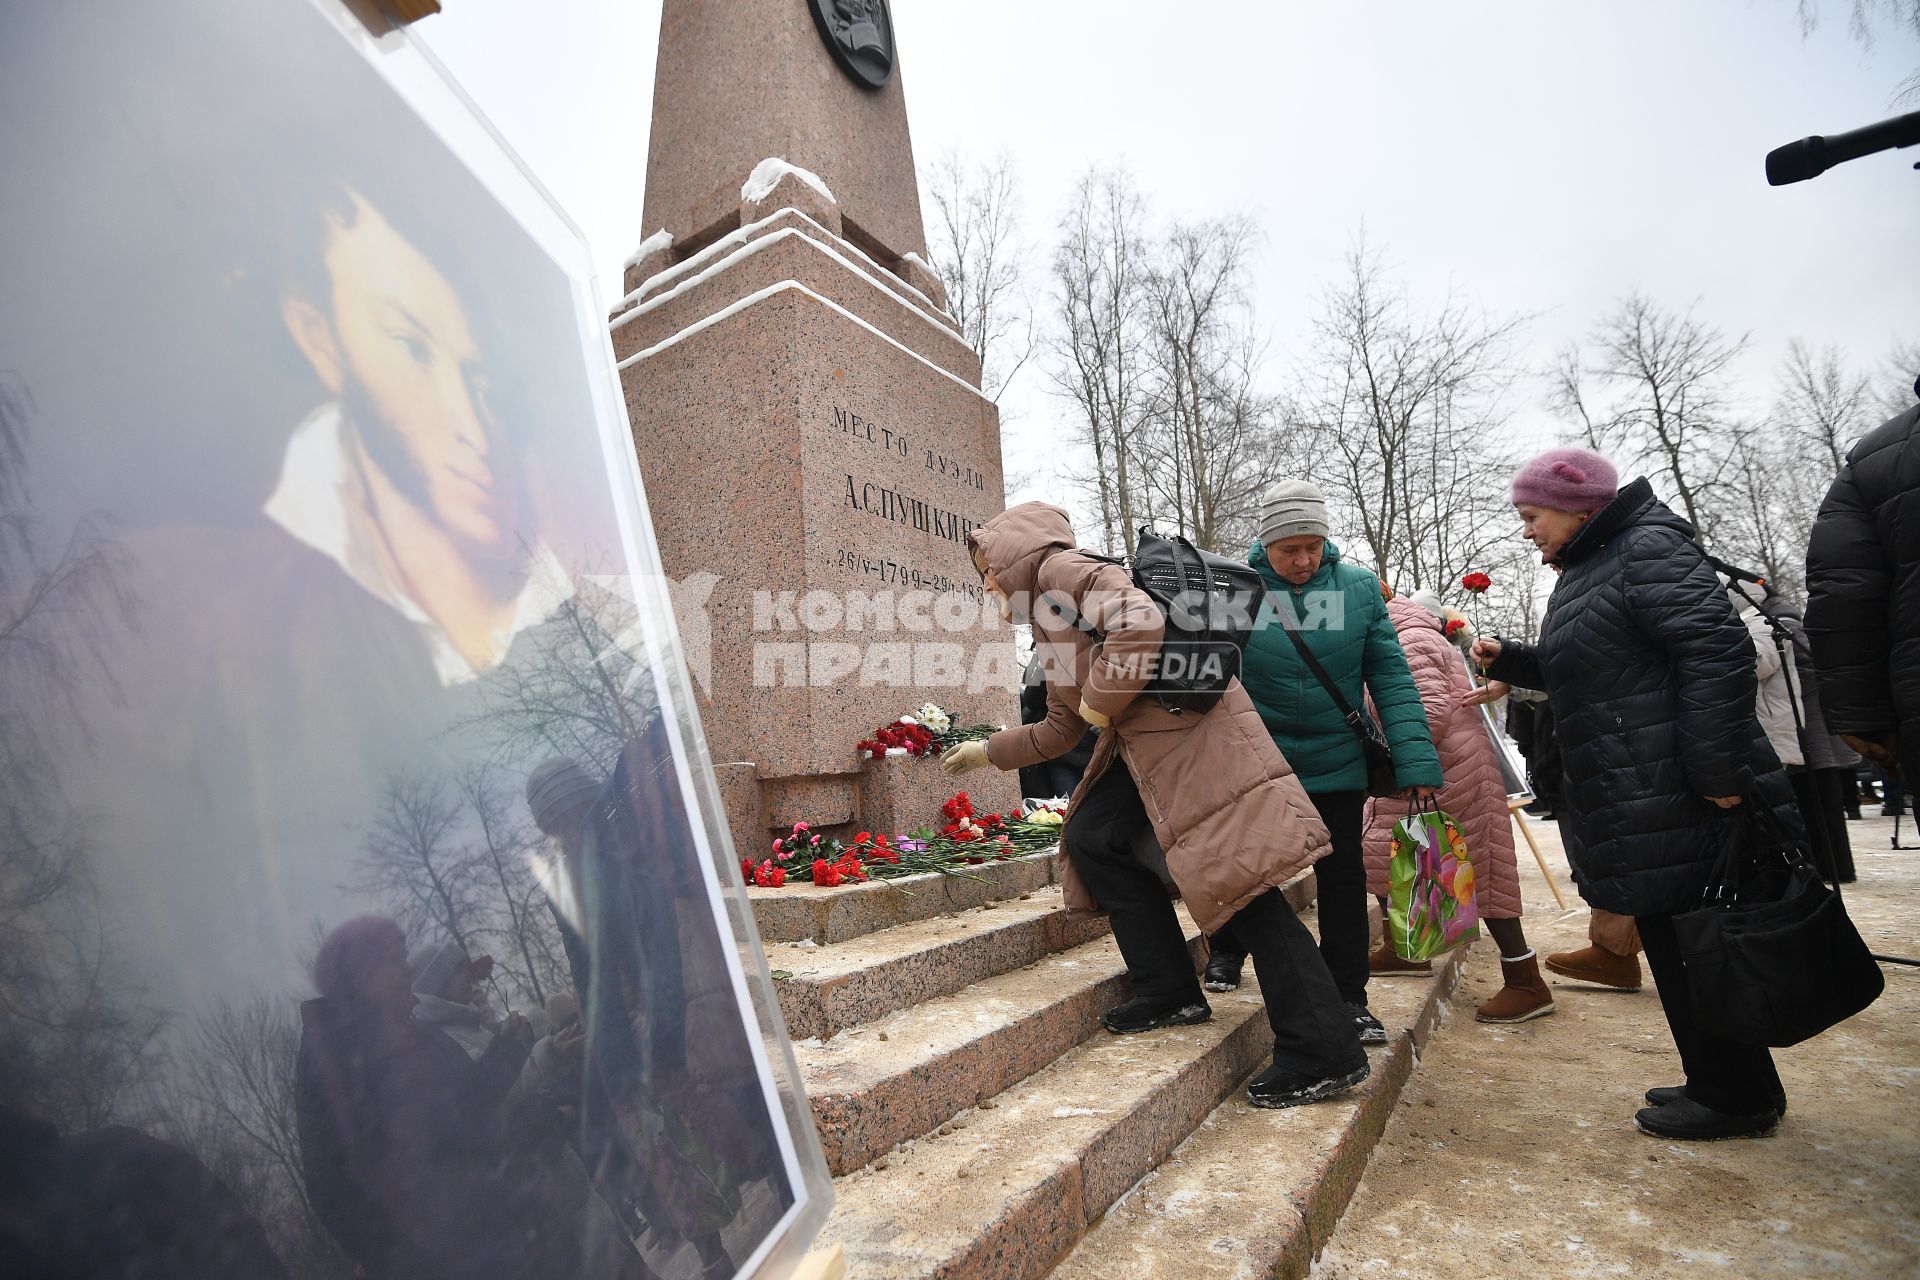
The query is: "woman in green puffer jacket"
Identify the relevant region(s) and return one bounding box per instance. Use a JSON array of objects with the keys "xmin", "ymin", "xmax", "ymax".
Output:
[{"xmin": 1205, "ymin": 480, "xmax": 1440, "ymax": 1047}]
